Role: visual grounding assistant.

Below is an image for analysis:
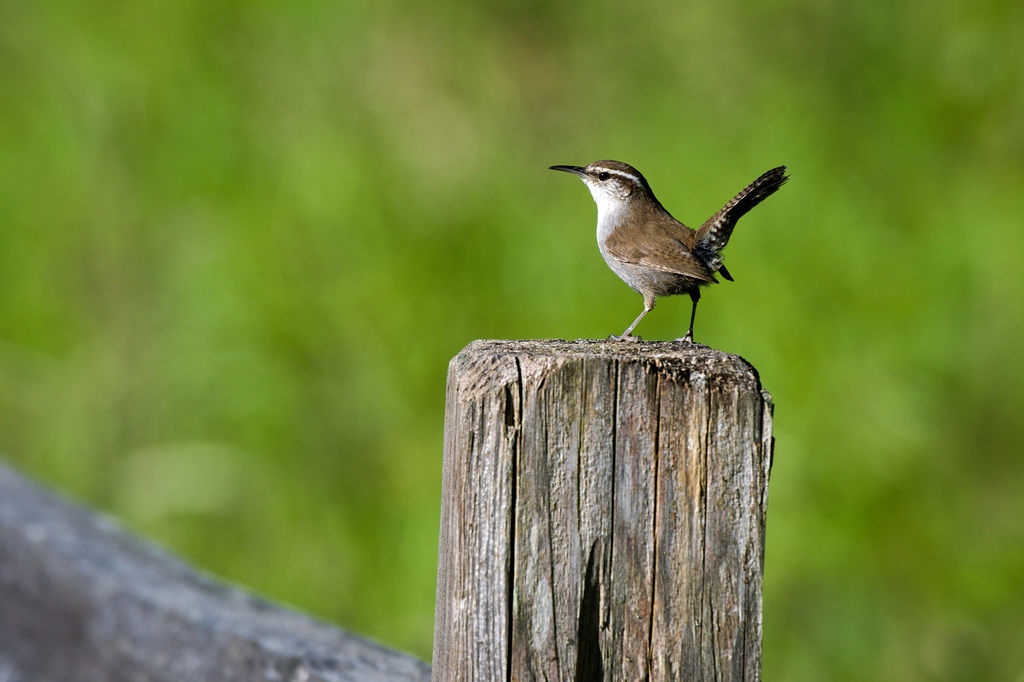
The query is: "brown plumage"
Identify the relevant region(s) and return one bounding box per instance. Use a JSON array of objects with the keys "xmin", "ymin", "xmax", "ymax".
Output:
[{"xmin": 550, "ymin": 160, "xmax": 788, "ymax": 342}]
